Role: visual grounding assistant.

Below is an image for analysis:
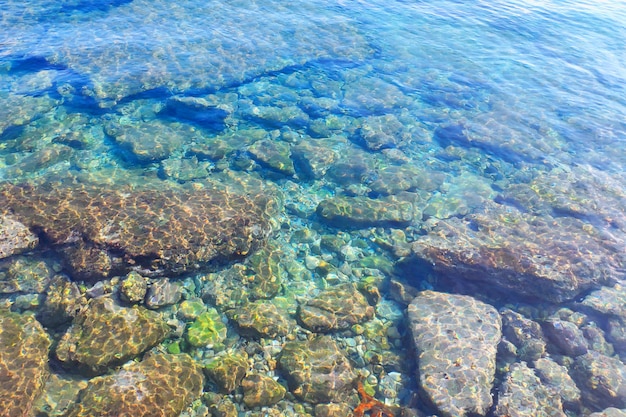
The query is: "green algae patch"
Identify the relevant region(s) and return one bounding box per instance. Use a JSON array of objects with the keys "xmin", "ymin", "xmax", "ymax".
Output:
[{"xmin": 186, "ymin": 308, "xmax": 227, "ymax": 348}]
